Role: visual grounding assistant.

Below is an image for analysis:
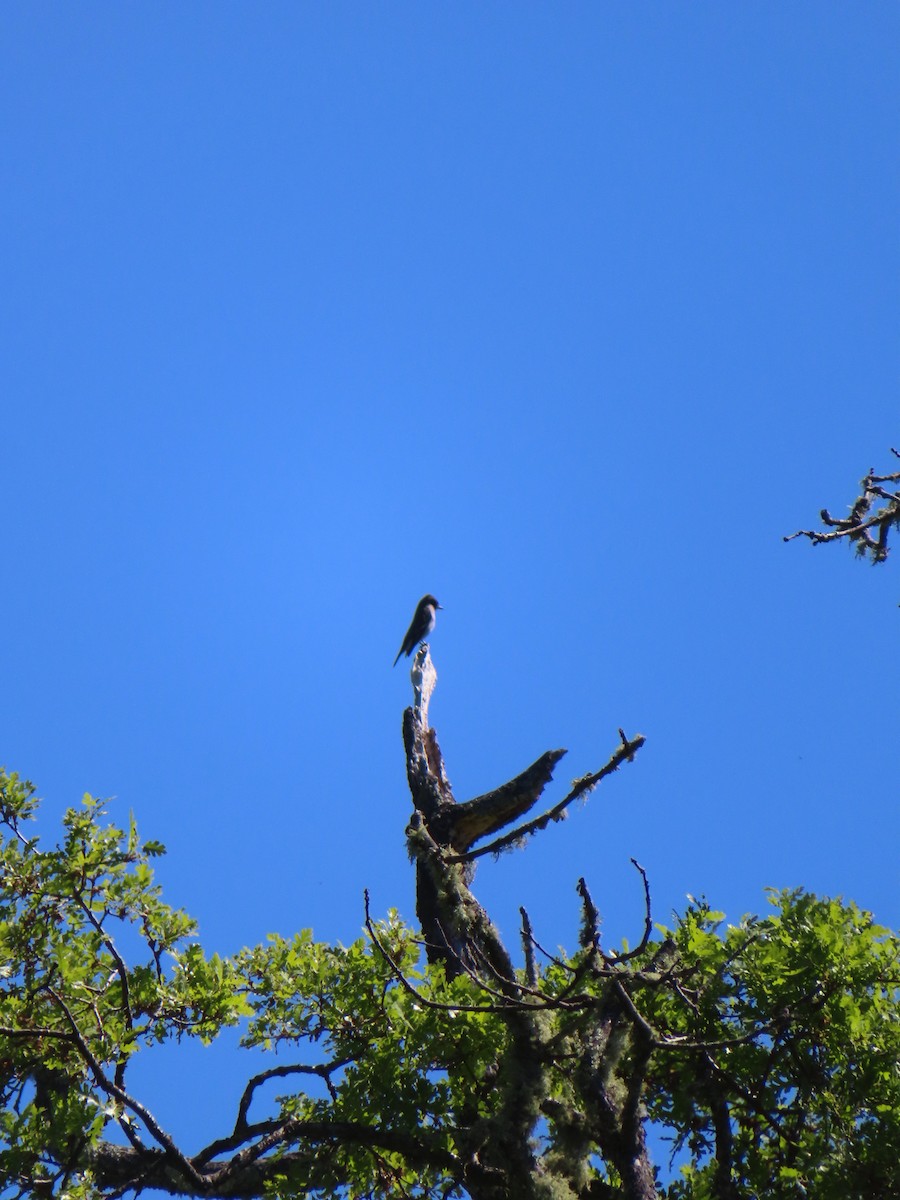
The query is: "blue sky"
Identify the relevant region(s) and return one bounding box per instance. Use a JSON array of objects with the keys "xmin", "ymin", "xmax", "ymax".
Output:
[{"xmin": 2, "ymin": 1, "xmax": 899, "ymax": 1163}]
